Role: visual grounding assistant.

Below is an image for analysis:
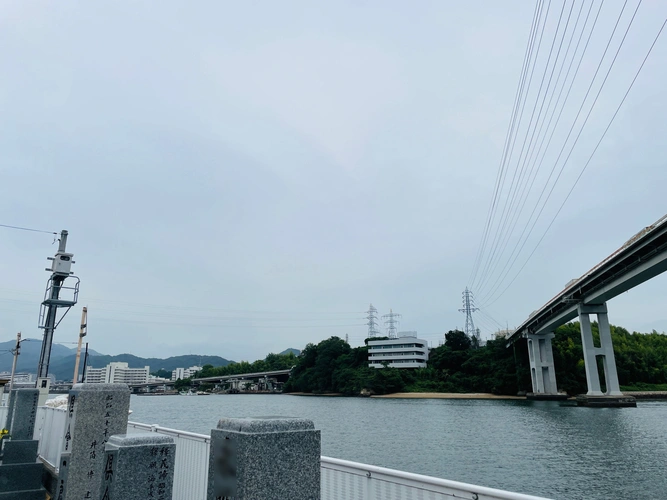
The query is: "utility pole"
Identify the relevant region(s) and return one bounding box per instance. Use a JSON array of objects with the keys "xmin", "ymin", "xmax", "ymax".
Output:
[
  {"xmin": 72, "ymin": 307, "xmax": 88, "ymax": 384},
  {"xmin": 459, "ymin": 288, "xmax": 480, "ymax": 347},
  {"xmin": 7, "ymin": 332, "xmax": 21, "ymax": 401},
  {"xmin": 365, "ymin": 304, "xmax": 380, "ymax": 339},
  {"xmin": 382, "ymin": 309, "xmax": 401, "ymax": 339},
  {"xmin": 81, "ymin": 342, "xmax": 89, "ymax": 383},
  {"xmin": 36, "ymin": 229, "xmax": 80, "ymax": 404}
]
